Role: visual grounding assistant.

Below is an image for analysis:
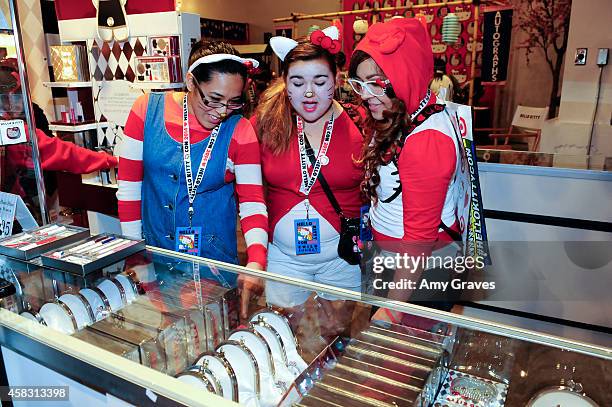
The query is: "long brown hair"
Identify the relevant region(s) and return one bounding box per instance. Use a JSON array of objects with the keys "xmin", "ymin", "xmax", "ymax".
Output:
[
  {"xmin": 349, "ymin": 50, "xmax": 411, "ymax": 204},
  {"xmin": 256, "ymin": 40, "xmax": 338, "ymax": 155}
]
